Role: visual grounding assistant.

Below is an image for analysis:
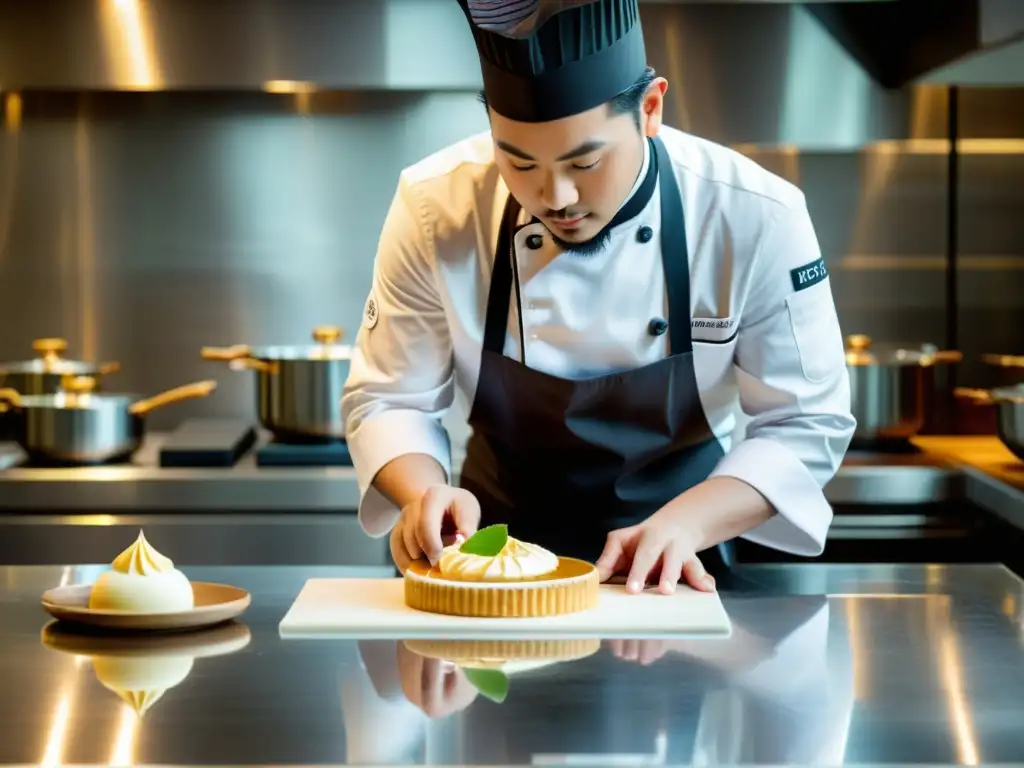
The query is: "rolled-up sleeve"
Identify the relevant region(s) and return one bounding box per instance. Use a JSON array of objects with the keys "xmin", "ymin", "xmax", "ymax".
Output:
[
  {"xmin": 342, "ymin": 176, "xmax": 455, "ymax": 538},
  {"xmin": 709, "ymin": 195, "xmax": 855, "ymax": 556}
]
